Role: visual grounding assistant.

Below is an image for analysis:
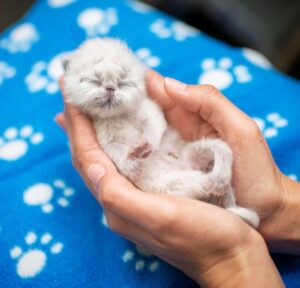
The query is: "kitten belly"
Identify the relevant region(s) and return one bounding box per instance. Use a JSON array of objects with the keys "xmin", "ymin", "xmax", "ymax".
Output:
[{"xmin": 133, "ymin": 152, "xmax": 188, "ymax": 193}]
